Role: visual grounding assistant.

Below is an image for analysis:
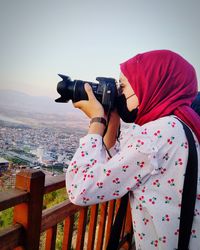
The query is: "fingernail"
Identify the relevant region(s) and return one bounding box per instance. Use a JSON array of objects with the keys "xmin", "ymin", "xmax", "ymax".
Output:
[{"xmin": 85, "ymin": 83, "xmax": 91, "ymax": 90}]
